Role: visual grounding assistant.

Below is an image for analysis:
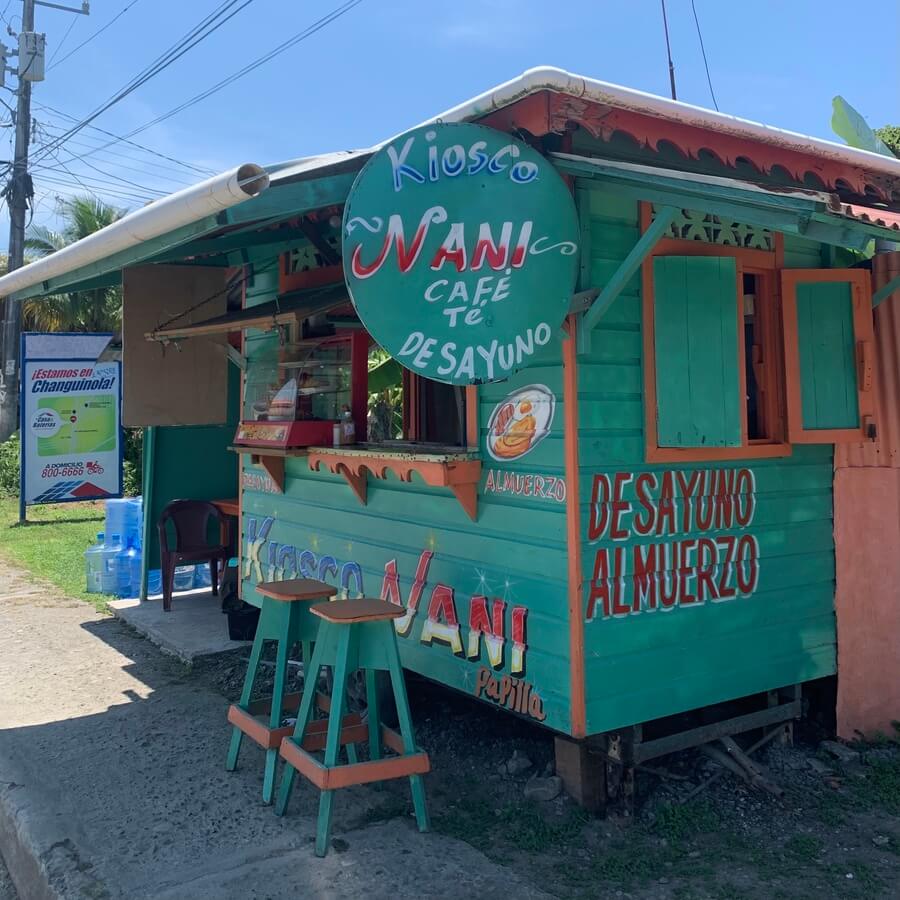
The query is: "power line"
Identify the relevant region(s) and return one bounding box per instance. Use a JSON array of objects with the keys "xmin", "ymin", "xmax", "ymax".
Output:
[
  {"xmin": 34, "ymin": 0, "xmax": 250, "ymax": 161},
  {"xmin": 79, "ymin": 0, "xmax": 363, "ymax": 152},
  {"xmin": 35, "ymin": 152, "xmax": 168, "ymax": 198},
  {"xmin": 32, "ymin": 0, "xmax": 256, "ymax": 164},
  {"xmin": 33, "ymin": 172, "xmax": 154, "ymax": 205},
  {"xmin": 48, "ymin": 0, "xmax": 143, "ymax": 71},
  {"xmin": 690, "ymin": 0, "xmax": 718, "ymax": 111},
  {"xmin": 45, "ymin": 12, "xmax": 78, "ymax": 68},
  {"xmin": 33, "ymin": 118, "xmax": 194, "ymax": 184},
  {"xmin": 32, "ymin": 101, "xmax": 216, "ymax": 176},
  {"xmin": 32, "ymin": 123, "xmax": 196, "ymax": 184},
  {"xmin": 660, "ymin": 0, "xmax": 677, "ymax": 100}
]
